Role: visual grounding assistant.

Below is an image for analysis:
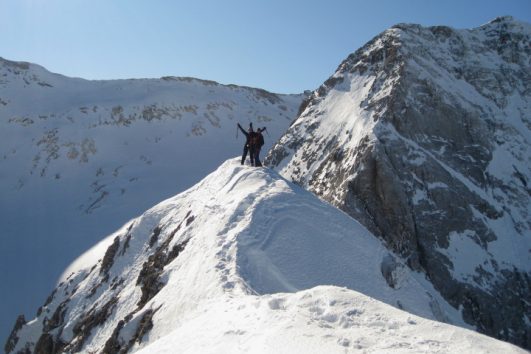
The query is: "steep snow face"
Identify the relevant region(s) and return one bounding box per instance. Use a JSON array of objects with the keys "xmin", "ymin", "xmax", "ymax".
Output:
[
  {"xmin": 267, "ymin": 16, "xmax": 531, "ymax": 348},
  {"xmin": 6, "ymin": 160, "xmax": 525, "ymax": 354},
  {"xmin": 0, "ymin": 57, "xmax": 303, "ymax": 344}
]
